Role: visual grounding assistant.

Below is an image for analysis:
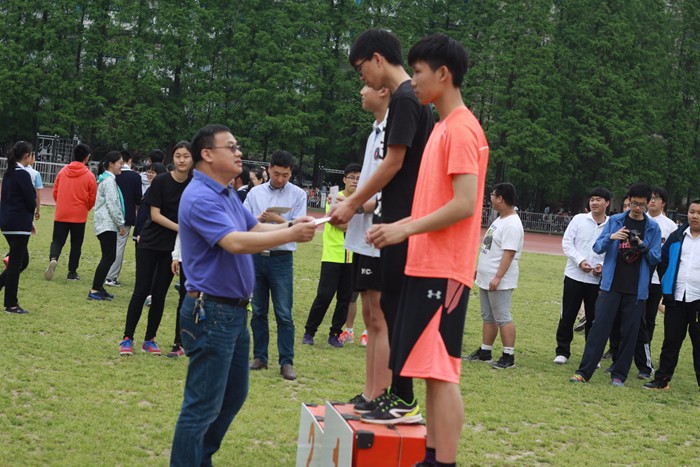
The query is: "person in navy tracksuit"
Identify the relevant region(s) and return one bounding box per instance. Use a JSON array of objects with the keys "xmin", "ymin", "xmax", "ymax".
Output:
[{"xmin": 643, "ymin": 200, "xmax": 700, "ymax": 390}]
